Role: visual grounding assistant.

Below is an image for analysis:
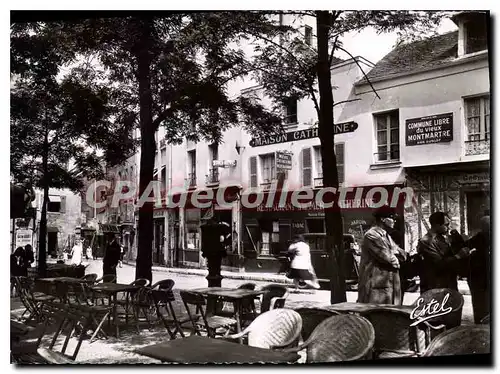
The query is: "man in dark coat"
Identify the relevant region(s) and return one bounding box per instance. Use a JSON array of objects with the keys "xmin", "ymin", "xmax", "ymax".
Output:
[
  {"xmin": 103, "ymin": 234, "xmax": 121, "ymax": 282},
  {"xmin": 417, "ymin": 212, "xmax": 473, "ymax": 293},
  {"xmin": 201, "ymin": 219, "xmax": 229, "ymax": 287},
  {"xmin": 358, "ymin": 205, "xmax": 407, "ymax": 305},
  {"xmin": 466, "ymin": 215, "xmax": 490, "ymax": 323}
]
